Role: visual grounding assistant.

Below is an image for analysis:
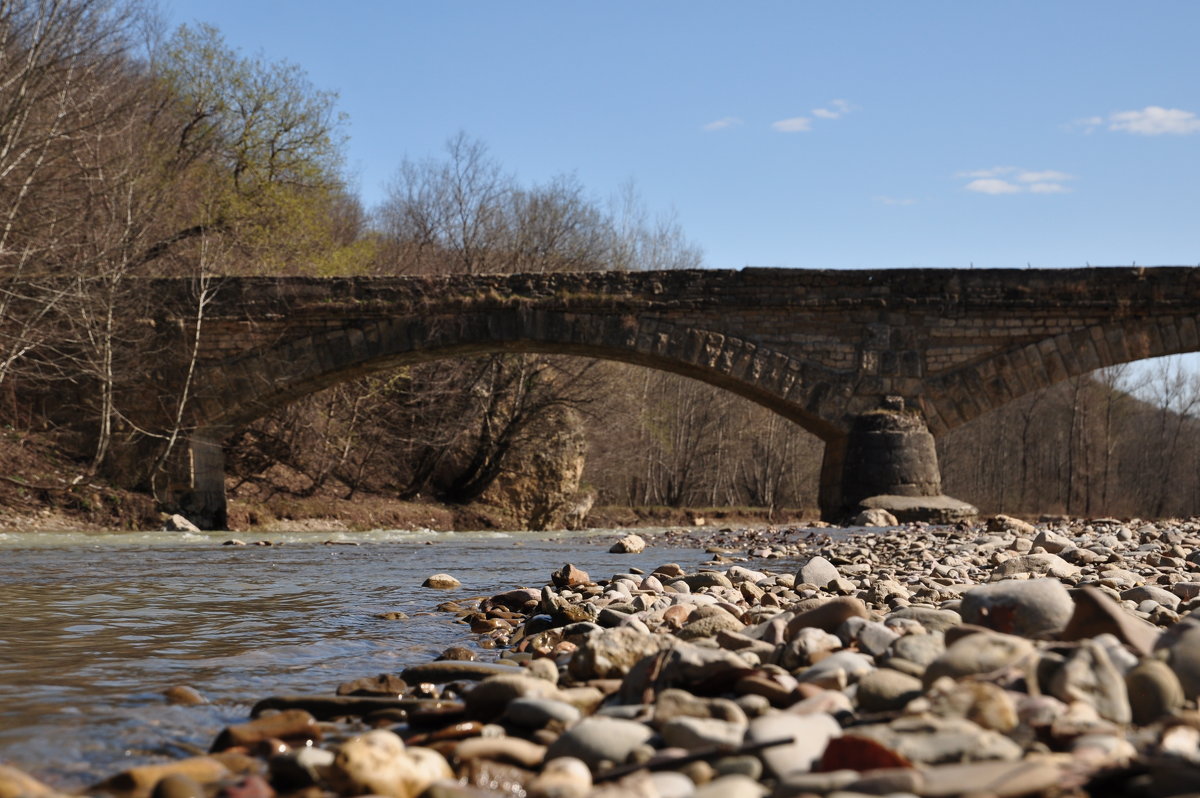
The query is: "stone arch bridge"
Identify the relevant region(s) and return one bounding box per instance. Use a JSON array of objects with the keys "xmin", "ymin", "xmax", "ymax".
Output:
[{"xmin": 143, "ymin": 266, "xmax": 1200, "ymax": 529}]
